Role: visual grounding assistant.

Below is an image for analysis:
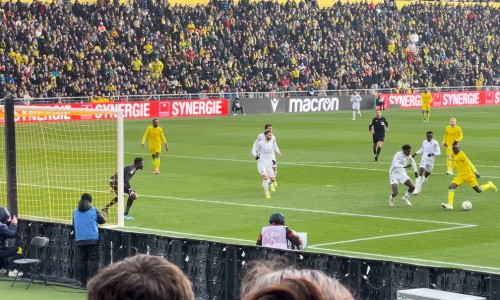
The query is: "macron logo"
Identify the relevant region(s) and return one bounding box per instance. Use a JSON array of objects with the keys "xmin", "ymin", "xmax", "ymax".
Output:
[{"xmin": 271, "ymin": 98, "xmax": 279, "ymax": 112}]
